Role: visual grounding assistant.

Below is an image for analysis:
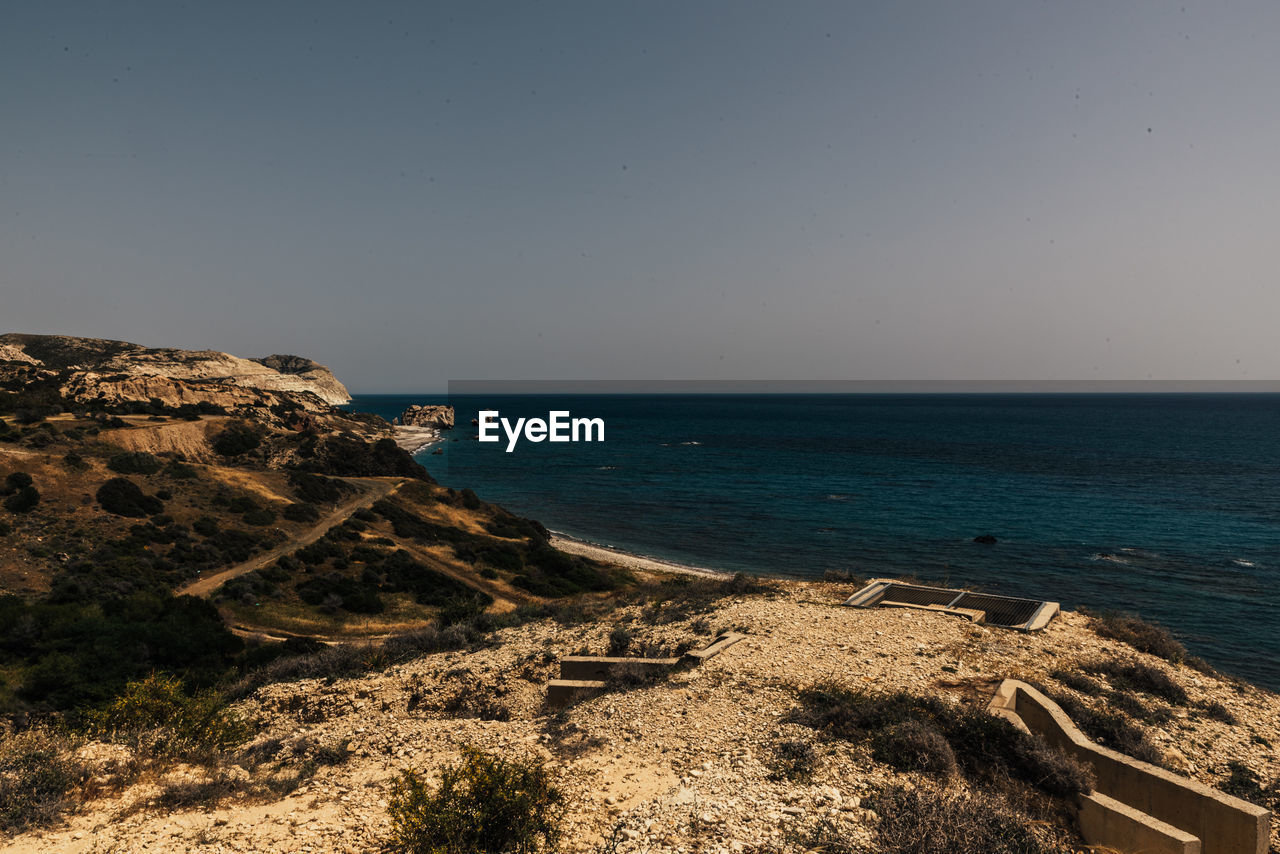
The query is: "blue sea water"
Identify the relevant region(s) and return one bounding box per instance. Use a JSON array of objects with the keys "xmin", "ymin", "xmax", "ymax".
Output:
[{"xmin": 345, "ymin": 394, "xmax": 1280, "ymax": 690}]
